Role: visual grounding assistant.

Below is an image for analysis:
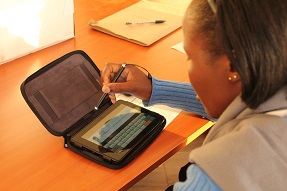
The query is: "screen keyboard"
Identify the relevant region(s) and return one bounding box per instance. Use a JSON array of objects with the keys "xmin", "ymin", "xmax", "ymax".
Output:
[{"xmin": 93, "ymin": 113, "xmax": 155, "ymax": 153}]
